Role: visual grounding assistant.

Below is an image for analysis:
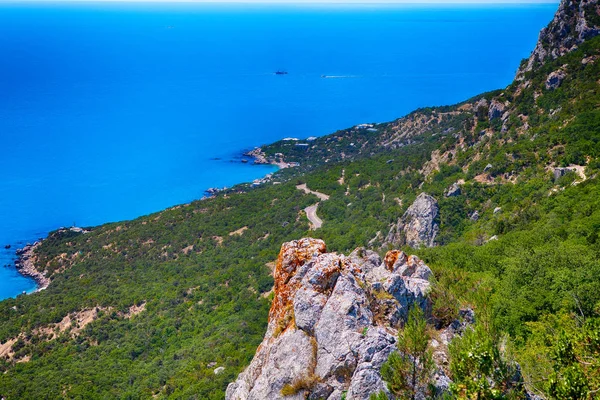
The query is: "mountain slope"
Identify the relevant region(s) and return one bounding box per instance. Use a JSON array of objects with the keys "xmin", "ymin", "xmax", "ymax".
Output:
[{"xmin": 1, "ymin": 1, "xmax": 600, "ymax": 399}]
